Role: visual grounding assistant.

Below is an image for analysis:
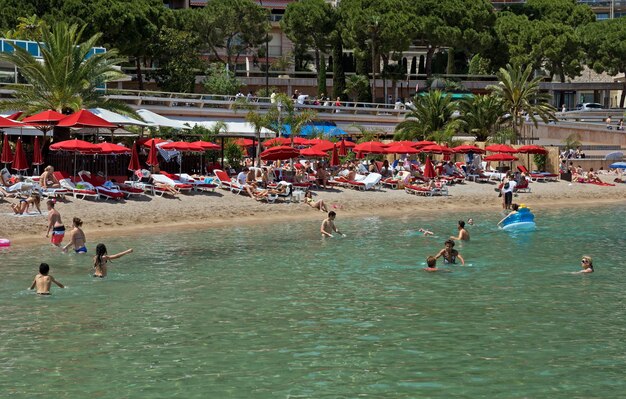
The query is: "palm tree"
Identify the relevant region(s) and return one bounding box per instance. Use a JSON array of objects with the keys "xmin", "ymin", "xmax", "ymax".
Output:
[
  {"xmin": 394, "ymin": 90, "xmax": 456, "ymax": 141},
  {"xmin": 457, "ymin": 94, "xmax": 507, "ymax": 141},
  {"xmin": 487, "ymin": 63, "xmax": 556, "ymax": 143},
  {"xmin": 0, "ymin": 22, "xmax": 130, "ymax": 118}
]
